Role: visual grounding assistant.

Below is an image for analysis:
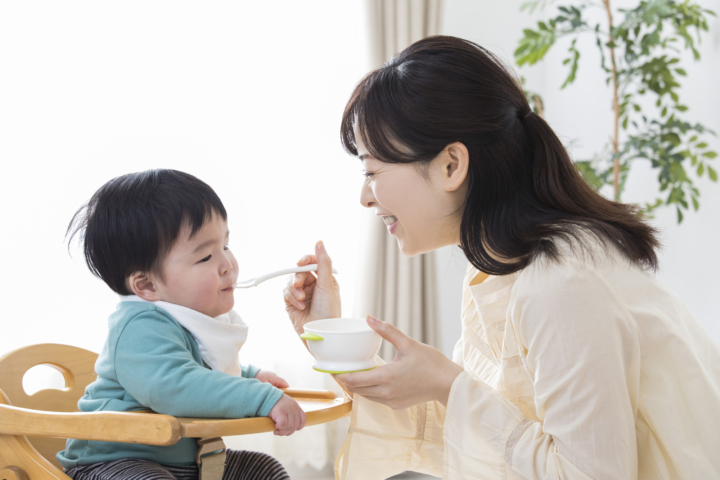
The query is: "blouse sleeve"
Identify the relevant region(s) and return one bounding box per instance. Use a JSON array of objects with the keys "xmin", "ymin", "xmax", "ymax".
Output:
[
  {"xmin": 452, "ymin": 337, "xmax": 464, "ymax": 367},
  {"xmin": 444, "ymin": 256, "xmax": 641, "ymax": 479}
]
